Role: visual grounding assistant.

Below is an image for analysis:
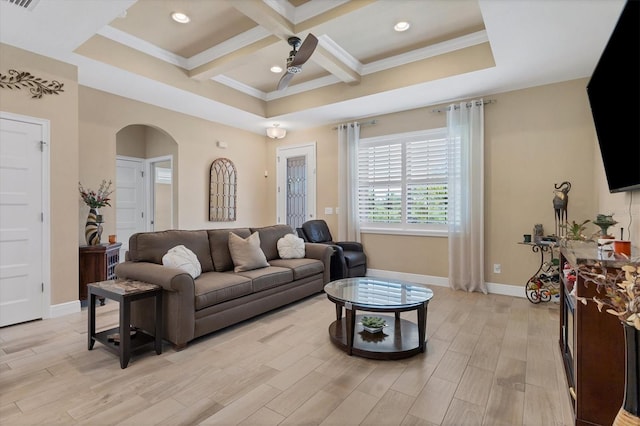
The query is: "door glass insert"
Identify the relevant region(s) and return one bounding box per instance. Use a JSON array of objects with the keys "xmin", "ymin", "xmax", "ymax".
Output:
[{"xmin": 286, "ymin": 155, "xmax": 306, "ymax": 229}]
